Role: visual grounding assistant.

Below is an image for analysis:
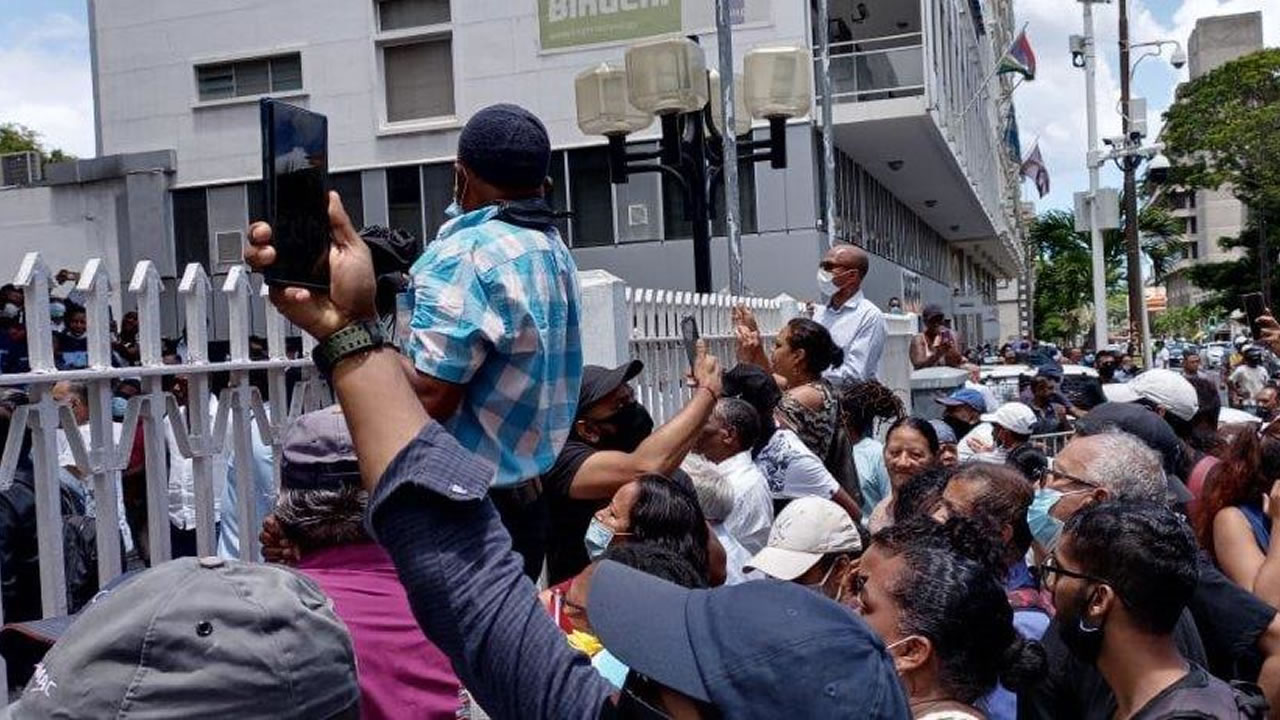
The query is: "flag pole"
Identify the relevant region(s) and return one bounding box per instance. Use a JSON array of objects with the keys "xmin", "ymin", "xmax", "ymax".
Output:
[{"xmin": 959, "ymin": 21, "xmax": 1030, "ymax": 120}]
